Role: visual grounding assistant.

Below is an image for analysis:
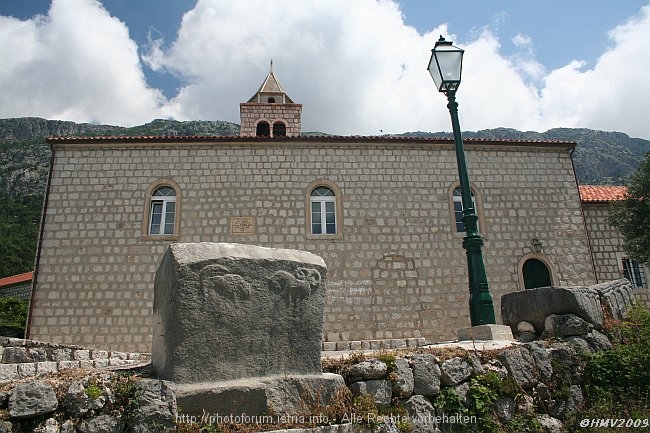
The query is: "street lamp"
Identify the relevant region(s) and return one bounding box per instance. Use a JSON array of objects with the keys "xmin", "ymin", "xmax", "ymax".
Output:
[{"xmin": 428, "ymin": 36, "xmax": 496, "ymax": 326}]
